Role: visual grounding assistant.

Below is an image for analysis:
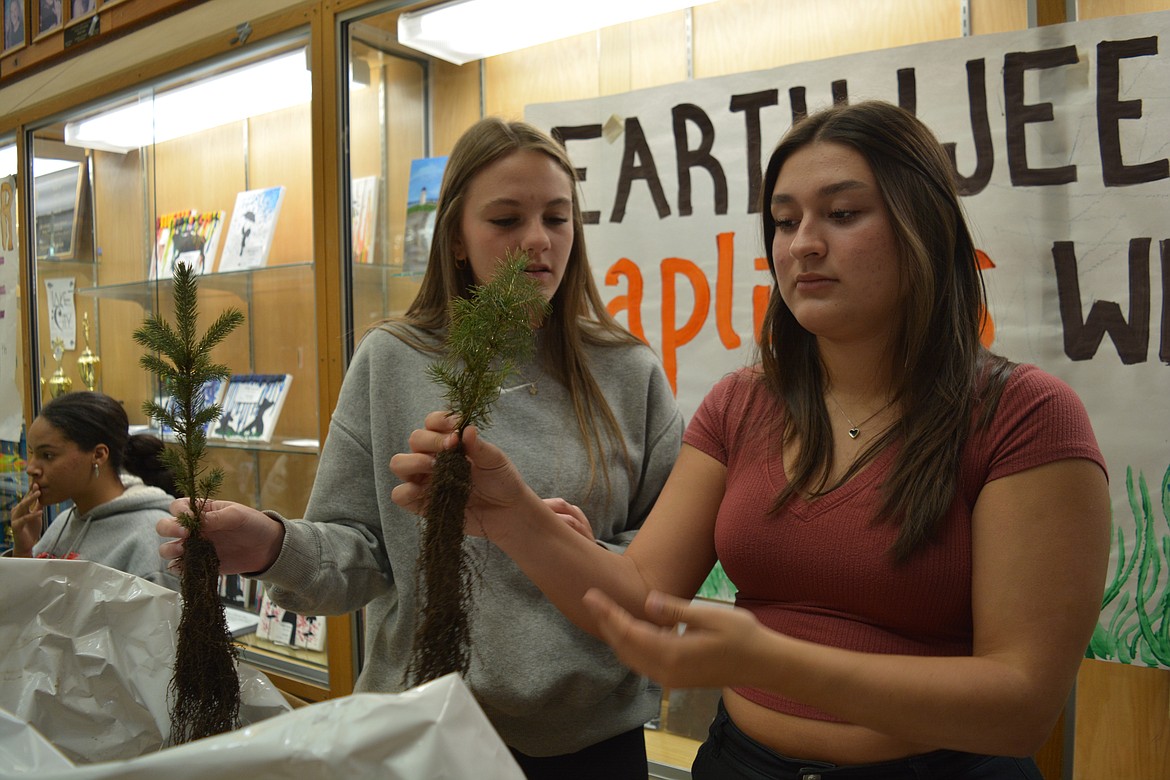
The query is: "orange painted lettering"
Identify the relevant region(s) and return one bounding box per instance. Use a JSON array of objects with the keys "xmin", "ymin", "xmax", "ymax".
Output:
[
  {"xmin": 604, "ymin": 257, "xmax": 647, "ymax": 343},
  {"xmin": 661, "ymin": 257, "xmax": 710, "ymax": 394},
  {"xmin": 715, "ymin": 232, "xmax": 740, "ymax": 349}
]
